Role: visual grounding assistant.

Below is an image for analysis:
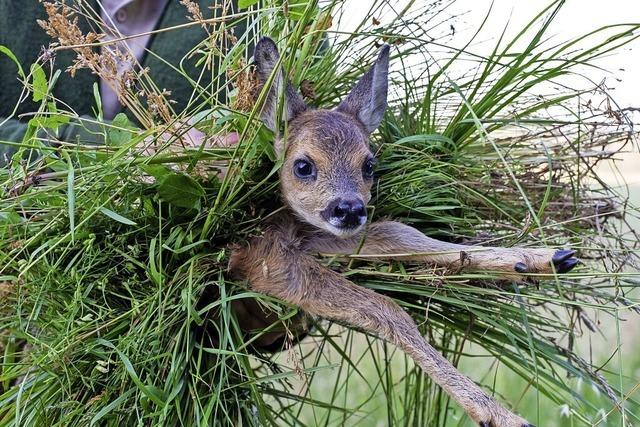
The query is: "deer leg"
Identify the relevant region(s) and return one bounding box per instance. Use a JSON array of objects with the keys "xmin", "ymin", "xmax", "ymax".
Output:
[
  {"xmin": 230, "ymin": 227, "xmax": 533, "ymax": 426},
  {"xmin": 304, "ymin": 220, "xmax": 578, "ymax": 279}
]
